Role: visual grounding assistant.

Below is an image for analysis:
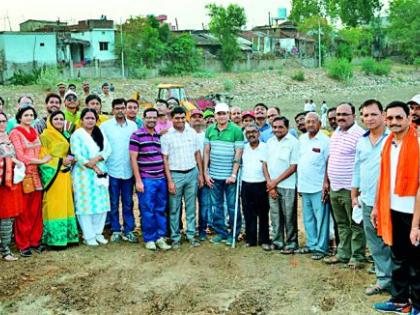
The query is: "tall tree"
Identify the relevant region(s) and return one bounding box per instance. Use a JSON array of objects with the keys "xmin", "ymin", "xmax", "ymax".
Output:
[{"xmin": 206, "ymin": 3, "xmax": 246, "ymax": 71}]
